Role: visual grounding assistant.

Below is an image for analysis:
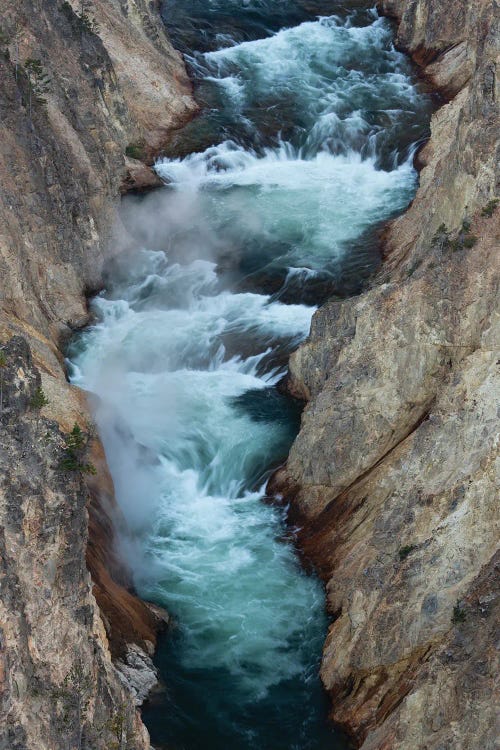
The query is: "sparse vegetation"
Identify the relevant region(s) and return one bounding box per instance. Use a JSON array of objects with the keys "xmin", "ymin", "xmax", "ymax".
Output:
[
  {"xmin": 60, "ymin": 1, "xmax": 76, "ymax": 24},
  {"xmin": 52, "ymin": 662, "xmax": 92, "ymax": 749},
  {"xmin": 30, "ymin": 386, "xmax": 49, "ymax": 411},
  {"xmin": 30, "ymin": 386, "xmax": 49, "ymax": 435},
  {"xmin": 105, "ymin": 703, "xmax": 129, "ymax": 750},
  {"xmin": 407, "ymin": 261, "xmax": 420, "ymax": 278},
  {"xmin": 432, "ymin": 218, "xmax": 479, "ymax": 254},
  {"xmin": 23, "ymin": 58, "xmax": 51, "ymax": 118},
  {"xmin": 398, "ymin": 544, "xmax": 417, "ymax": 561},
  {"xmin": 462, "ymin": 235, "xmax": 478, "ymax": 249},
  {"xmin": 452, "ymin": 602, "xmax": 467, "ymax": 624},
  {"xmin": 60, "ymin": 1, "xmax": 99, "ymax": 35},
  {"xmin": 59, "ymin": 422, "xmax": 97, "ymax": 474},
  {"xmin": 431, "ymin": 223, "xmax": 450, "ymax": 253},
  {"xmin": 481, "ymin": 198, "xmax": 499, "ymax": 218},
  {"xmin": 125, "ymin": 142, "xmax": 146, "ymax": 161},
  {"xmin": 0, "ymin": 25, "xmax": 10, "ymax": 60}
]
